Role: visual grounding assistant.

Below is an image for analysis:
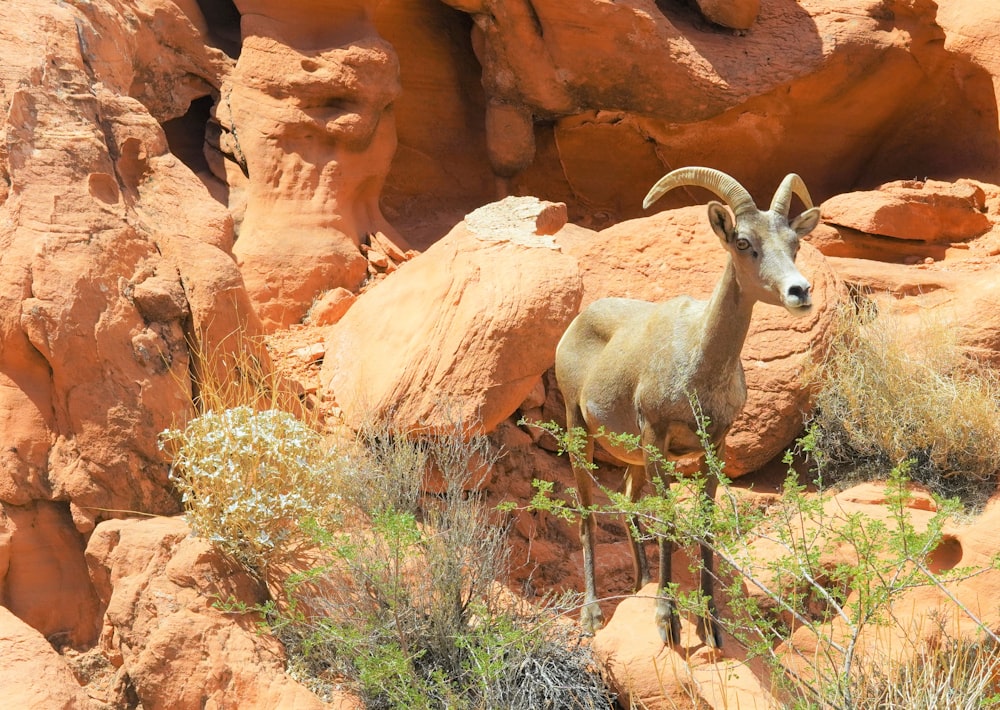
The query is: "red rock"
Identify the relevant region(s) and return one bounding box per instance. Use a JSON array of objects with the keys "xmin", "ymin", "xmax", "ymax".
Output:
[
  {"xmin": 826, "ymin": 257, "xmax": 1000, "ymax": 366},
  {"xmin": 519, "ymin": 376, "xmax": 547, "ymax": 410},
  {"xmin": 309, "ymin": 287, "xmax": 357, "ymax": 326},
  {"xmin": 0, "ymin": 607, "xmax": 92, "ymax": 709},
  {"xmin": 593, "ymin": 582, "xmax": 774, "ymax": 708},
  {"xmin": 292, "ymin": 342, "xmax": 326, "ymax": 364},
  {"xmin": 486, "ymin": 101, "xmax": 536, "ymax": 178},
  {"xmin": 322, "ymin": 197, "xmax": 583, "ymax": 434},
  {"xmin": 226, "ymin": 0, "xmax": 410, "ymax": 330},
  {"xmin": 0, "ymin": 0, "xmax": 266, "ymax": 536},
  {"xmin": 3, "ymin": 1, "xmax": 1000, "ymax": 708},
  {"xmin": 367, "ymin": 248, "xmax": 391, "ymax": 269},
  {"xmin": 748, "ymin": 484, "xmax": 1000, "ymax": 685},
  {"xmin": 821, "ymin": 180, "xmax": 990, "ymax": 243},
  {"xmin": 0, "ymin": 502, "xmax": 101, "ymax": 648},
  {"xmin": 87, "ymin": 516, "xmax": 352, "ymax": 710},
  {"xmin": 429, "ymin": 0, "xmax": 1000, "ymax": 219}
]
